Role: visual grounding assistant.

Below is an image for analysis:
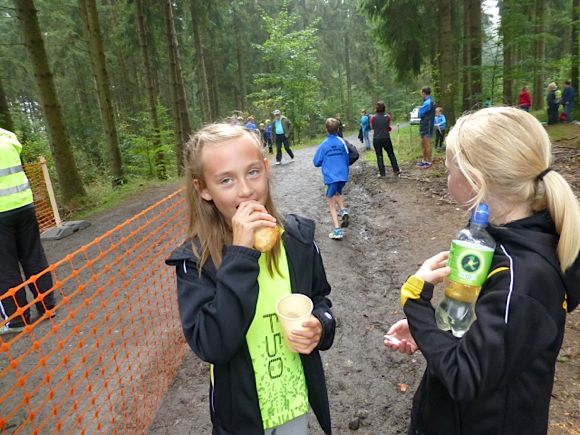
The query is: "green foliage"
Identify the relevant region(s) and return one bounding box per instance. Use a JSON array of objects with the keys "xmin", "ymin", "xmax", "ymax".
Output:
[
  {"xmin": 118, "ymin": 104, "xmax": 176, "ymax": 179},
  {"xmin": 358, "ymin": 0, "xmax": 433, "ymax": 80},
  {"xmin": 250, "ymin": 6, "xmax": 321, "ymax": 143},
  {"xmin": 67, "ymin": 177, "xmax": 179, "ymax": 220},
  {"xmin": 363, "ymin": 124, "xmax": 425, "ymax": 165}
]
